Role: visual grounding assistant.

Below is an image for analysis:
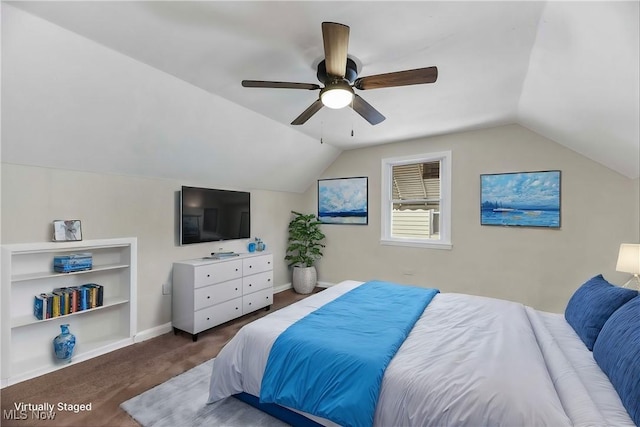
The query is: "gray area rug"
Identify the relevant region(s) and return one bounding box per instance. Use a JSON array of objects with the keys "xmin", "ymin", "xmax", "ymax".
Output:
[{"xmin": 120, "ymin": 359, "xmax": 289, "ymax": 427}]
